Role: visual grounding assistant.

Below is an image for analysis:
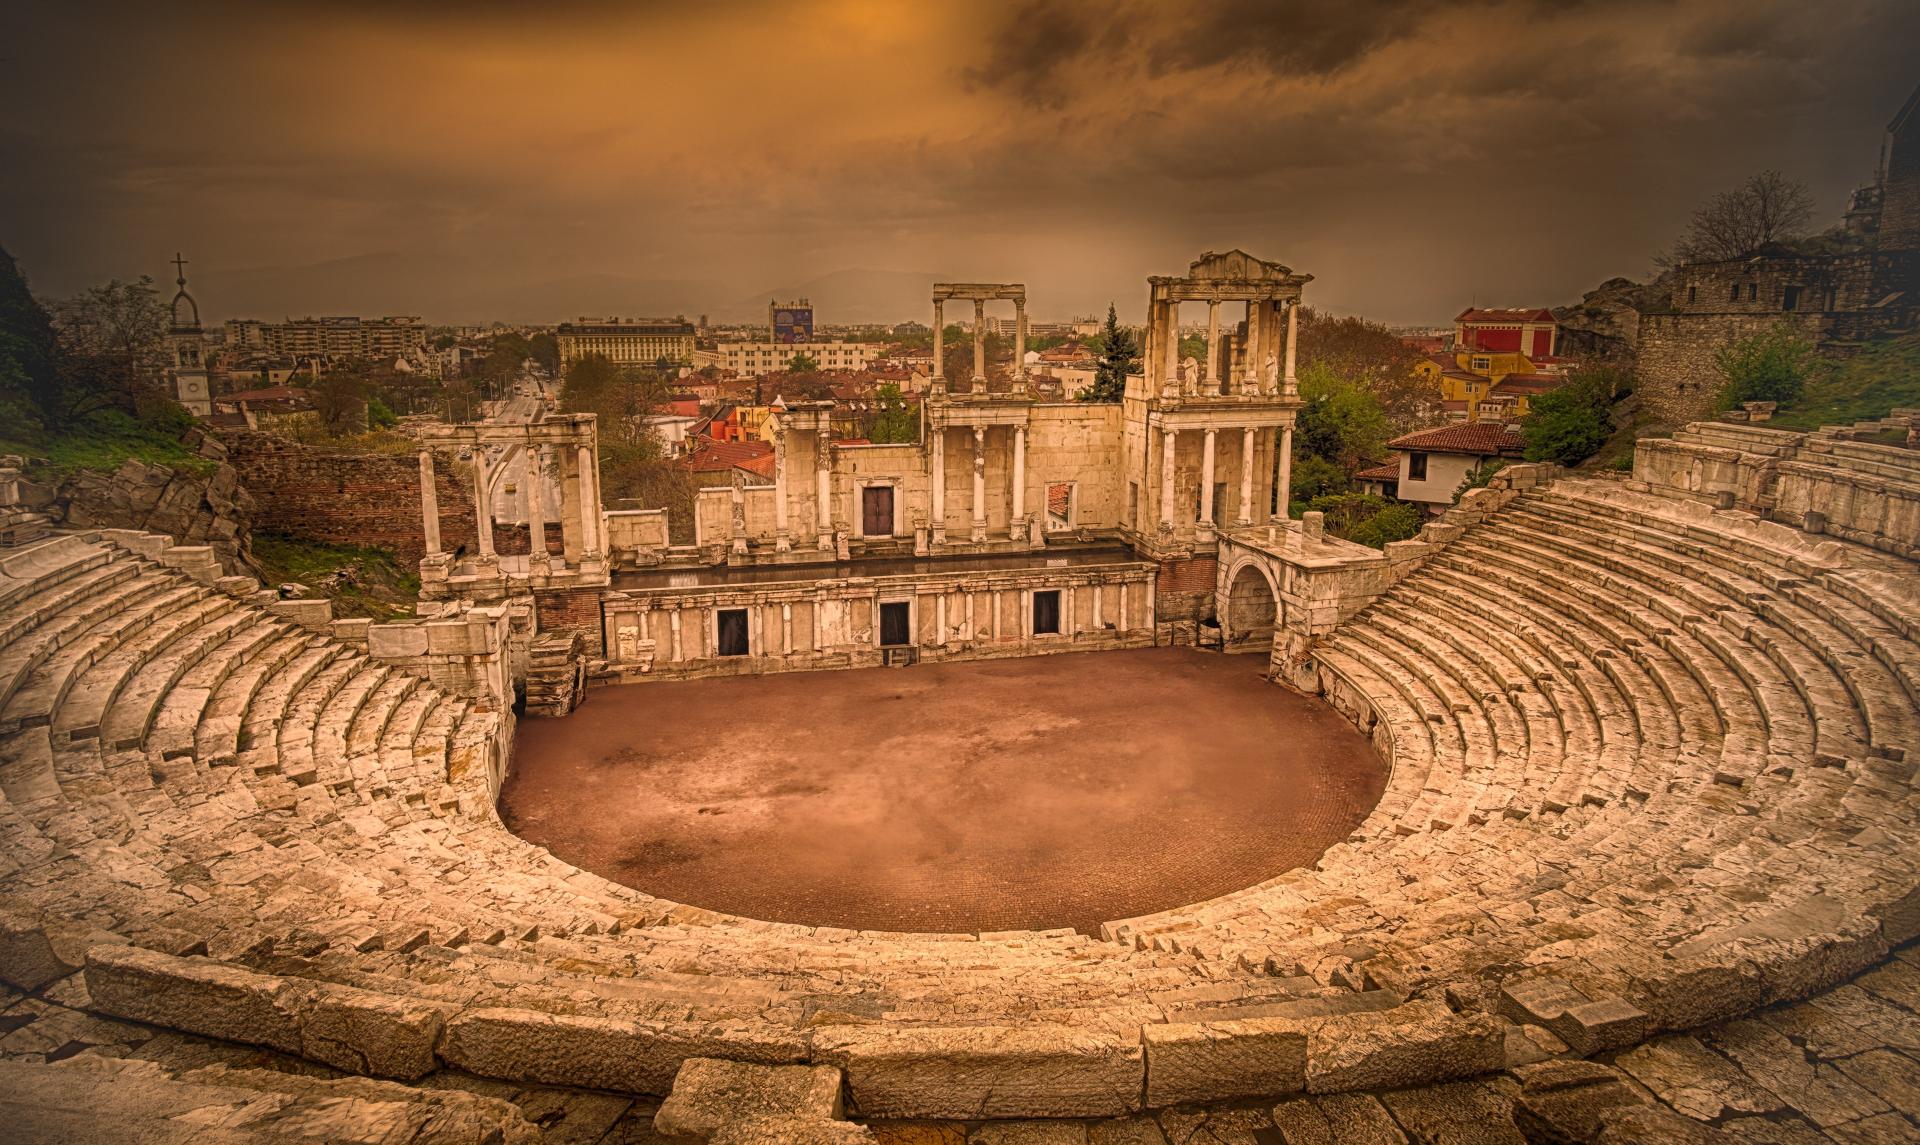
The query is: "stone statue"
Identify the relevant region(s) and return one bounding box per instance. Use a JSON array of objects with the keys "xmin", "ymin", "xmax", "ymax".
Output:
[{"xmin": 1181, "ymin": 357, "xmax": 1199, "ymax": 388}]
